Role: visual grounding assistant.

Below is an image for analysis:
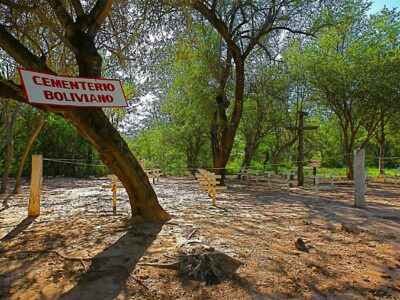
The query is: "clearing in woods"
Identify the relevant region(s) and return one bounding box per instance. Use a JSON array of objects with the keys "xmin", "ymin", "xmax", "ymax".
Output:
[{"xmin": 0, "ymin": 176, "xmax": 399, "ymax": 299}]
